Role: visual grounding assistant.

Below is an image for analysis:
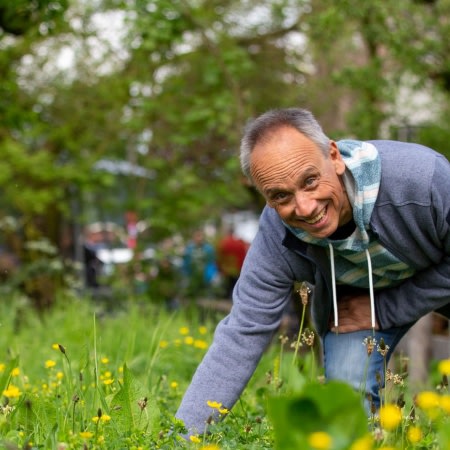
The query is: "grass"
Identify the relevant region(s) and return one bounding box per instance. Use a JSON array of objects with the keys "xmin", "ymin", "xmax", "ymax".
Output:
[{"xmin": 0, "ymin": 292, "xmax": 449, "ymax": 449}]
